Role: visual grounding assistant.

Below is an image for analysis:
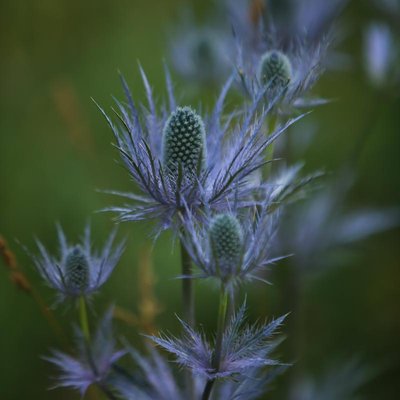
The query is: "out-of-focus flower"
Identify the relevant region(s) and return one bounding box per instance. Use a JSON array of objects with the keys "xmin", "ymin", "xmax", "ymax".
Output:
[
  {"xmin": 234, "ymin": 24, "xmax": 330, "ymax": 113},
  {"xmin": 221, "ymin": 0, "xmax": 337, "ymax": 112},
  {"xmin": 363, "ymin": 23, "xmax": 398, "ymax": 88},
  {"xmin": 290, "ymin": 358, "xmax": 375, "ymax": 400},
  {"xmin": 372, "ymin": 0, "xmax": 400, "ymax": 26},
  {"xmin": 169, "ymin": 18, "xmax": 233, "ymax": 85},
  {"xmin": 100, "ymin": 68, "xmax": 301, "ymax": 233},
  {"xmin": 148, "ymin": 303, "xmax": 286, "ymax": 380},
  {"xmin": 28, "ymin": 225, "xmax": 124, "ymax": 302},
  {"xmin": 278, "ymin": 173, "xmax": 400, "ymax": 274},
  {"xmin": 180, "ymin": 203, "xmax": 282, "ymax": 287},
  {"xmin": 45, "ymin": 308, "xmax": 126, "ymax": 396},
  {"xmin": 110, "ymin": 345, "xmax": 186, "ymax": 400}
]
